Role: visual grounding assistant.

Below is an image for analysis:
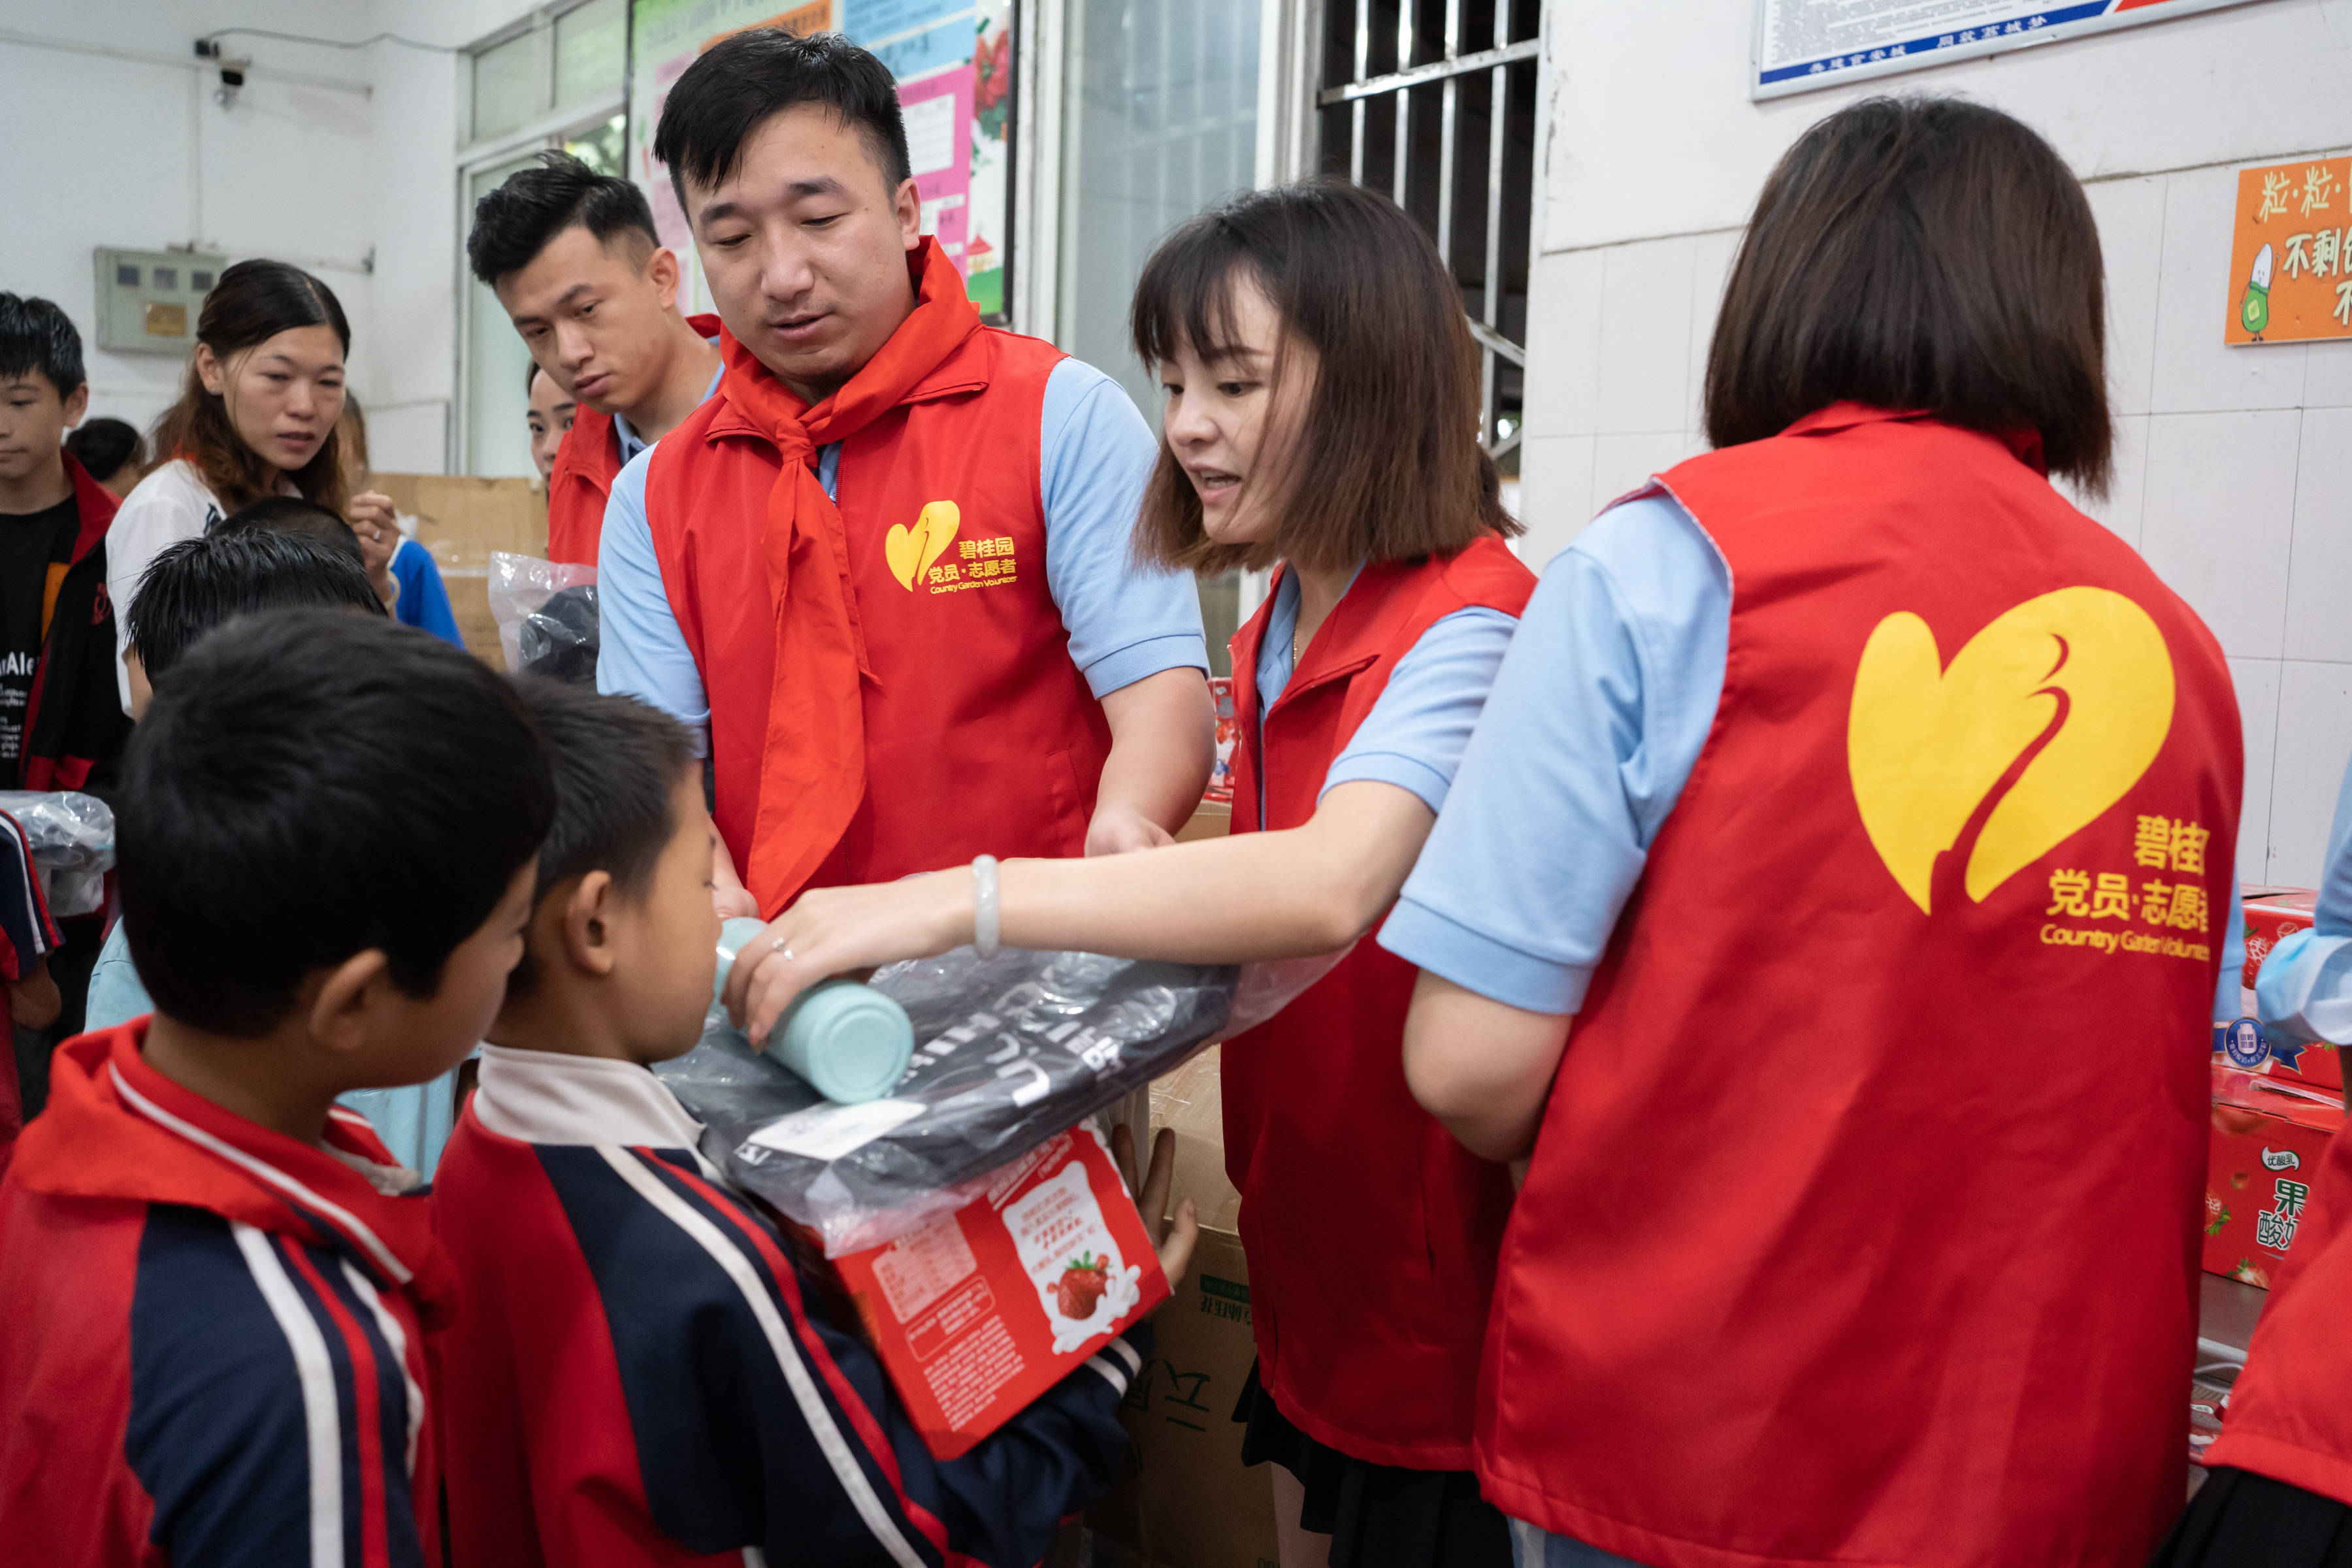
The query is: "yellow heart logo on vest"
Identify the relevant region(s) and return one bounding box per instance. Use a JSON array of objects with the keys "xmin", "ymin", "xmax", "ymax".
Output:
[
  {"xmin": 1848, "ymin": 587, "xmax": 2175, "ymax": 915},
  {"xmin": 885, "ymin": 500, "xmax": 961, "ymax": 591}
]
